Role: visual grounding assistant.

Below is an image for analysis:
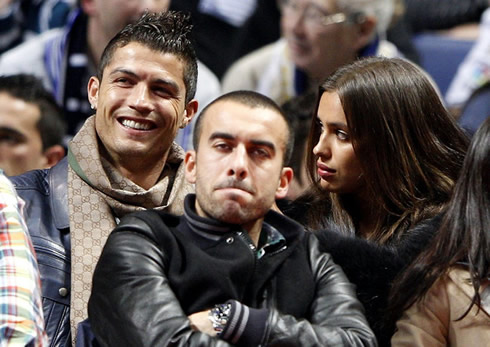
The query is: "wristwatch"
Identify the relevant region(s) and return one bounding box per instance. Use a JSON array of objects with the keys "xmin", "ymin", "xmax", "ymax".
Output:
[{"xmin": 208, "ymin": 303, "xmax": 232, "ymax": 335}]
